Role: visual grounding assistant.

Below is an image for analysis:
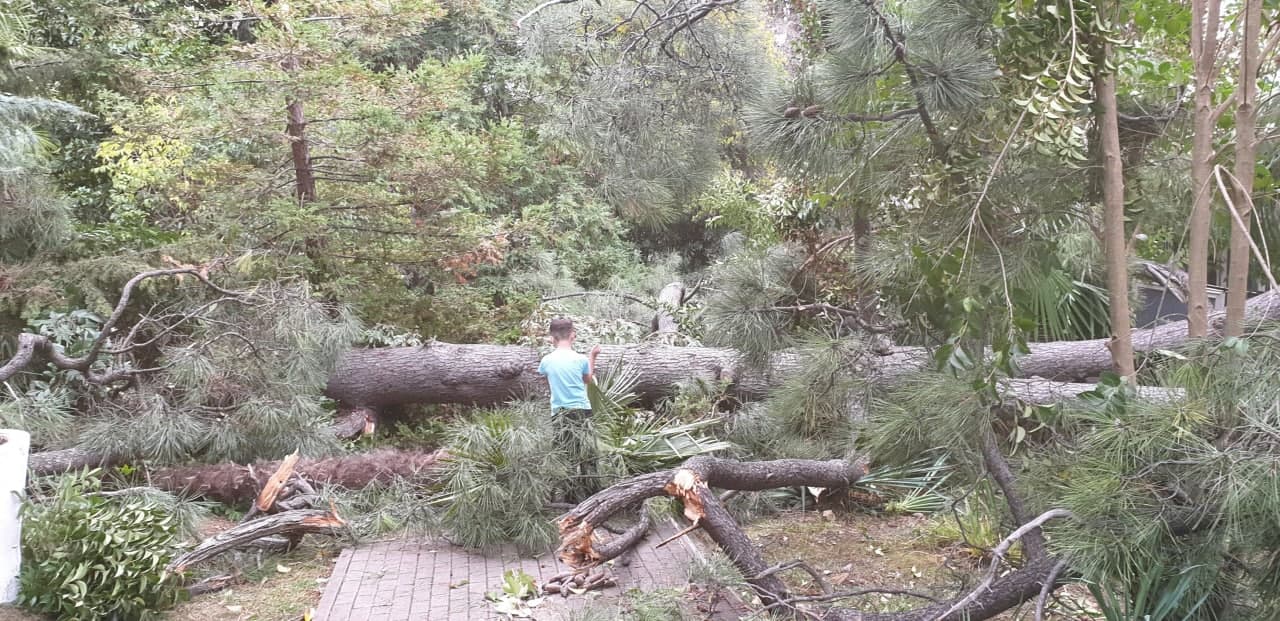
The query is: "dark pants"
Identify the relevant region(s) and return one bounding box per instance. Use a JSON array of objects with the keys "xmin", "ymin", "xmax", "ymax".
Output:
[{"xmin": 554, "ymin": 408, "xmax": 599, "ymax": 501}]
